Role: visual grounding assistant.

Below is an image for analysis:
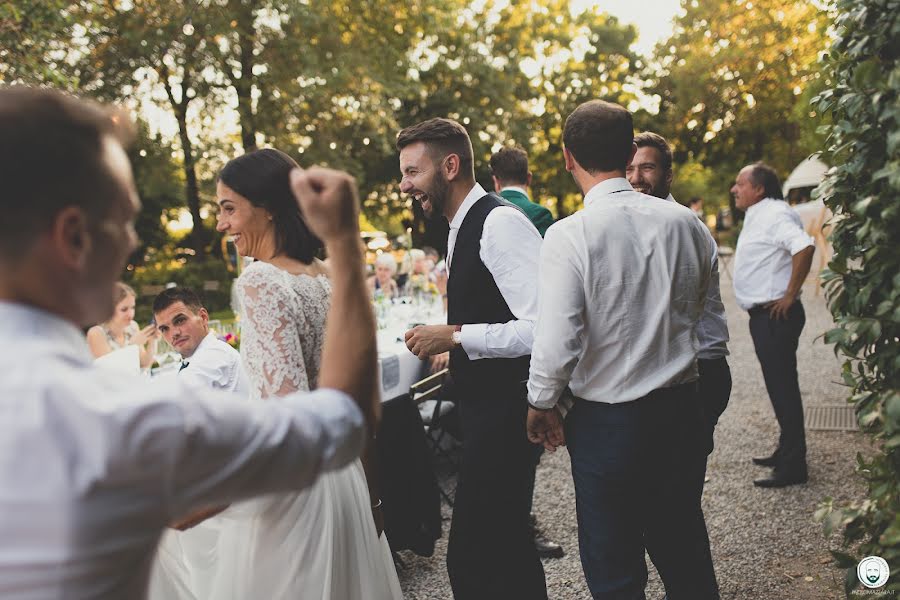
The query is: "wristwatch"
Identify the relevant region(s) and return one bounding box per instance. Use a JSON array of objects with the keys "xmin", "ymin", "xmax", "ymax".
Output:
[{"xmin": 451, "ymin": 324, "xmax": 462, "ymax": 346}]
